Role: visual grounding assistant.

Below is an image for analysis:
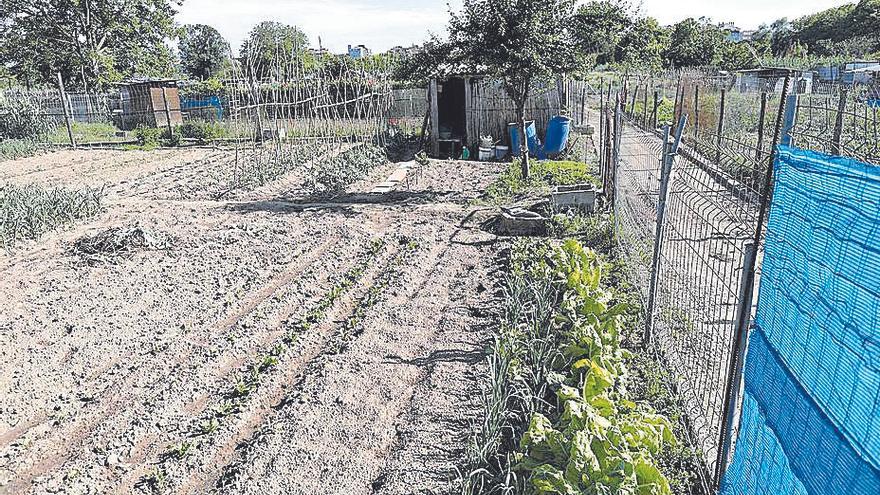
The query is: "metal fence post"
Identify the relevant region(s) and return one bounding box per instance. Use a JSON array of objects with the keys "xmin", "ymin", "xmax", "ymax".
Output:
[
  {"xmin": 644, "ymin": 115, "xmax": 687, "ymax": 345},
  {"xmin": 630, "ymin": 87, "xmax": 638, "ymax": 117},
  {"xmin": 715, "ymin": 241, "xmax": 758, "ymax": 487},
  {"xmin": 693, "ymin": 84, "xmax": 701, "ymax": 137},
  {"xmin": 599, "ymin": 79, "xmax": 605, "ymax": 179},
  {"xmin": 780, "ymin": 92, "xmax": 798, "ymax": 148},
  {"xmin": 831, "ymin": 88, "xmax": 847, "ymax": 155},
  {"xmin": 57, "ymin": 72, "xmax": 76, "ymax": 148},
  {"xmin": 611, "ymin": 94, "xmax": 623, "ymax": 211},
  {"xmin": 715, "ymin": 89, "xmax": 726, "ymax": 164},
  {"xmin": 755, "ymin": 92, "xmax": 767, "ymax": 163},
  {"xmin": 715, "ymin": 73, "xmax": 794, "ymax": 489},
  {"xmin": 652, "ymin": 90, "xmax": 660, "ymax": 130}
]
